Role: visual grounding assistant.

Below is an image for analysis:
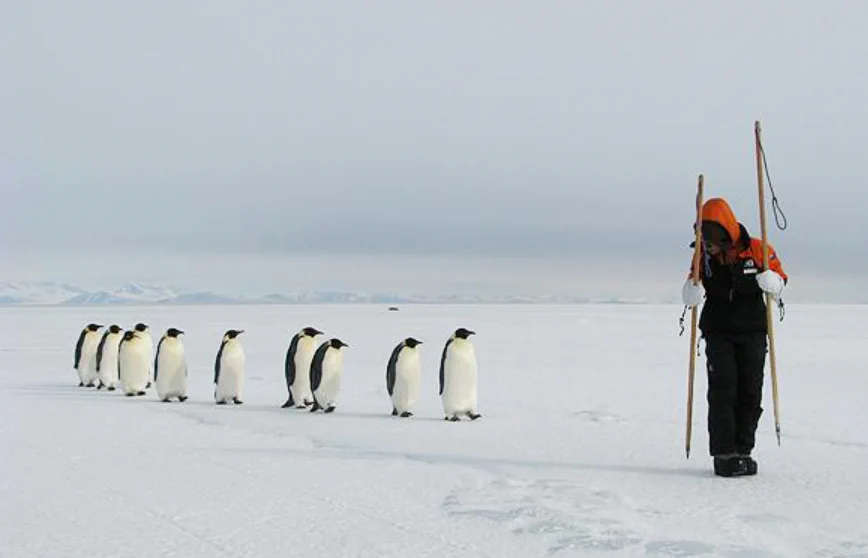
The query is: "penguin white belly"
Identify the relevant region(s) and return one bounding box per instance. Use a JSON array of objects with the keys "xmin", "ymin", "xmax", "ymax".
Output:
[
  {"xmin": 216, "ymin": 345, "xmax": 245, "ymax": 402},
  {"xmin": 79, "ymin": 335, "xmax": 100, "ymax": 385},
  {"xmin": 97, "ymin": 335, "xmax": 121, "ymax": 388},
  {"xmin": 120, "ymin": 342, "xmax": 149, "ymax": 394},
  {"xmin": 314, "ymin": 350, "xmax": 343, "ymax": 408},
  {"xmin": 442, "ymin": 343, "xmax": 478, "ymax": 416},
  {"xmin": 392, "ymin": 350, "xmax": 421, "ymax": 414},
  {"xmin": 290, "ymin": 338, "xmax": 317, "ymax": 406},
  {"xmin": 156, "ymin": 341, "xmax": 187, "ymax": 400}
]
